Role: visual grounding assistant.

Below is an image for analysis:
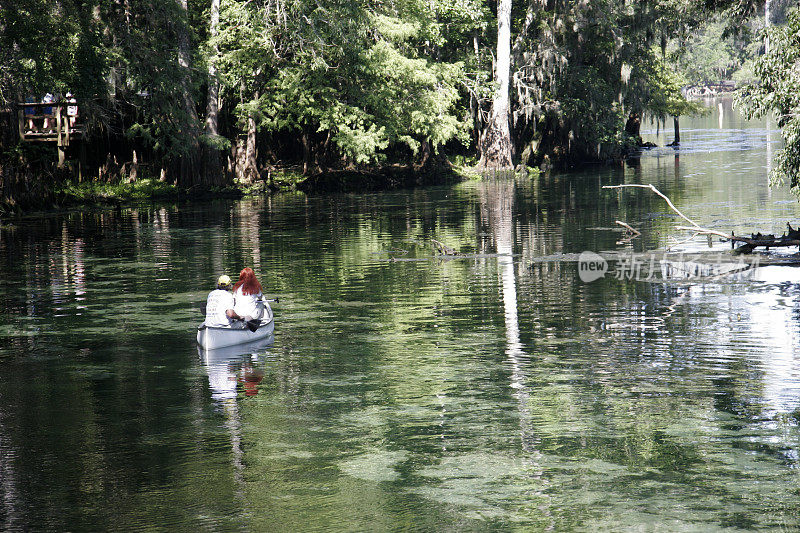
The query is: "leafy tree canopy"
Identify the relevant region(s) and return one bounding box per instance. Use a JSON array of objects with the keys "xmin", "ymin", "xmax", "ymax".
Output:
[
  {"xmin": 214, "ymin": 0, "xmax": 470, "ymax": 166},
  {"xmin": 736, "ymin": 8, "xmax": 800, "ymax": 196}
]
